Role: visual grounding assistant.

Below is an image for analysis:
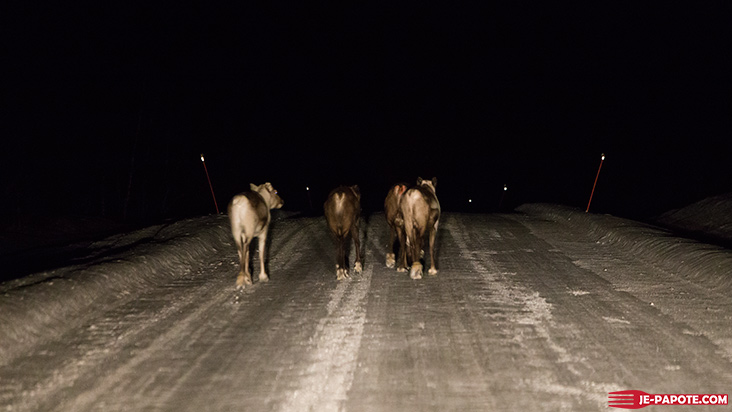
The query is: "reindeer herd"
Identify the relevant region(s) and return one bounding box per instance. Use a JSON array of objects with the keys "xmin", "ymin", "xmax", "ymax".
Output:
[{"xmin": 227, "ymin": 178, "xmax": 440, "ymax": 289}]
